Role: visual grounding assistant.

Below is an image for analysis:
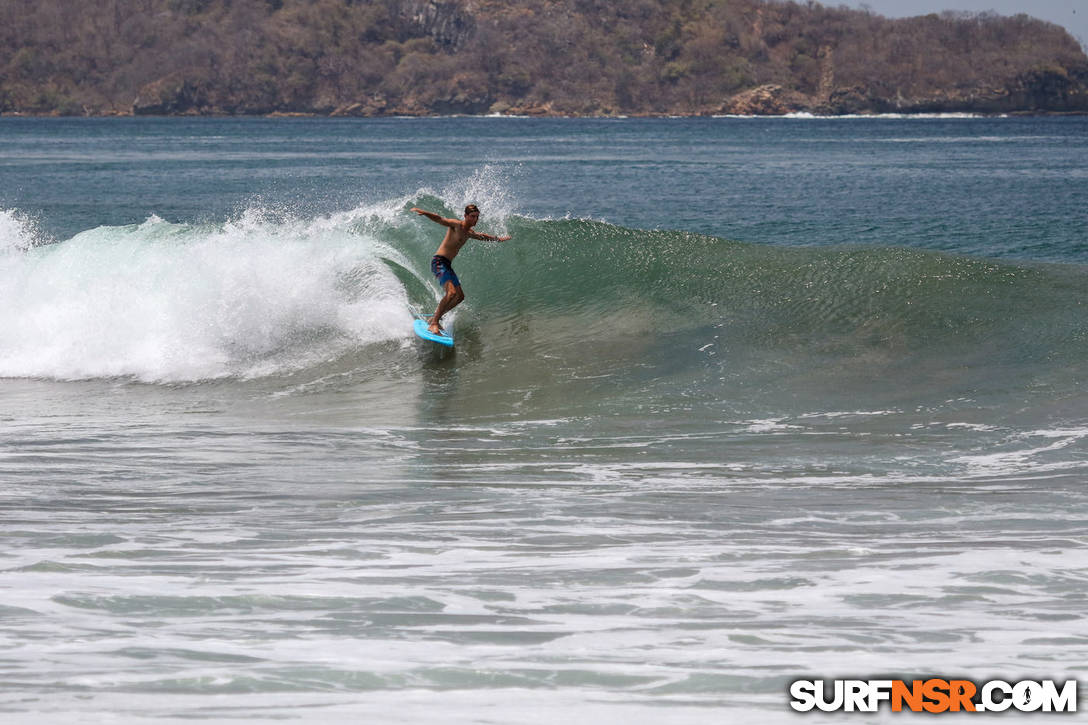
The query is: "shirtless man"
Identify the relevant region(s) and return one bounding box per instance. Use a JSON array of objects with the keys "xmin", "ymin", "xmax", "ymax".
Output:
[{"xmin": 411, "ymin": 204, "xmax": 511, "ymax": 335}]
